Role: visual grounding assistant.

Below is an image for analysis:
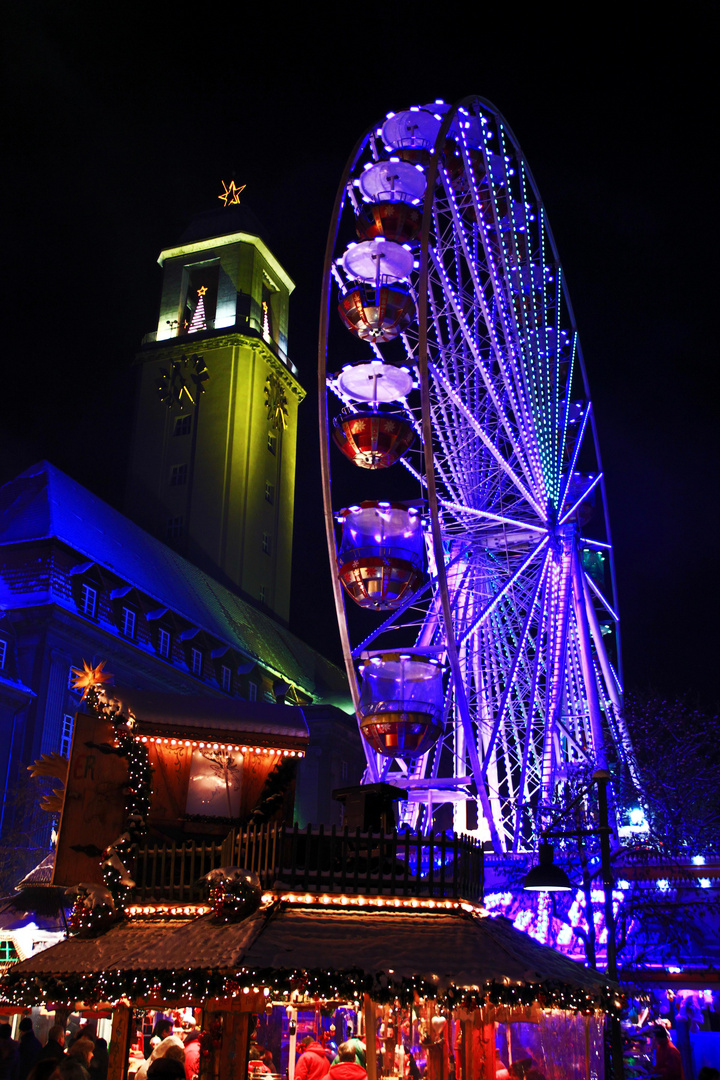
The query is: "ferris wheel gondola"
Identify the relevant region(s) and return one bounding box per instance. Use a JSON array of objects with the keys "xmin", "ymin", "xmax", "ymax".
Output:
[{"xmin": 319, "ymin": 96, "xmax": 637, "ymax": 852}]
